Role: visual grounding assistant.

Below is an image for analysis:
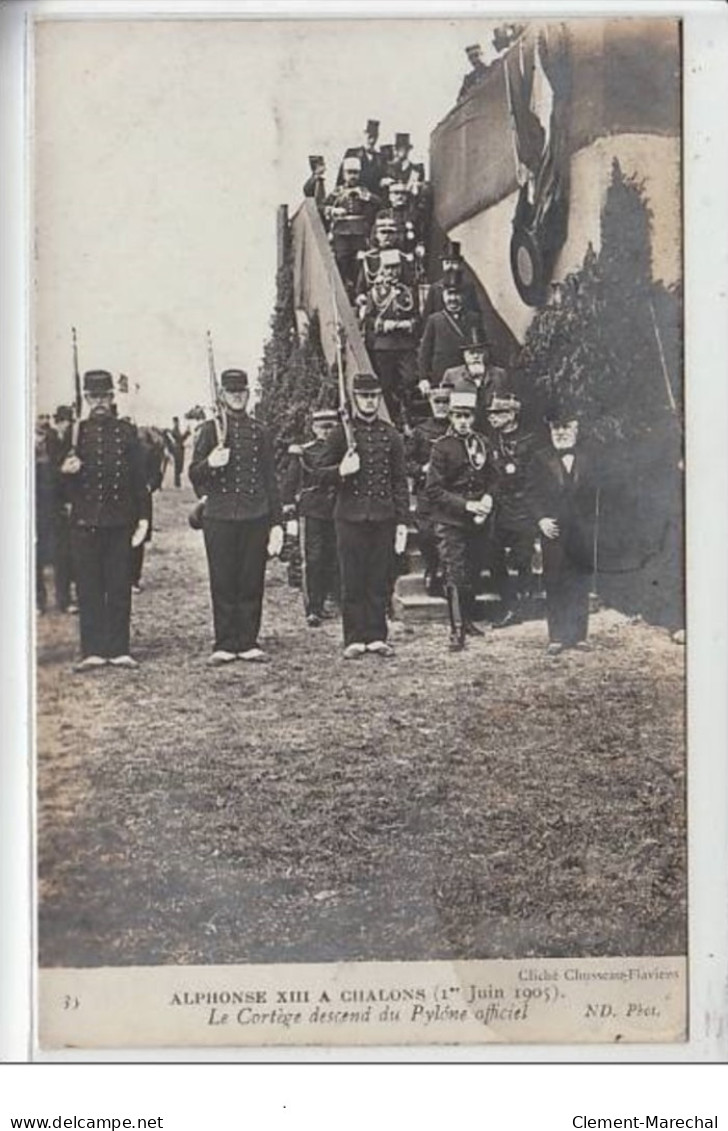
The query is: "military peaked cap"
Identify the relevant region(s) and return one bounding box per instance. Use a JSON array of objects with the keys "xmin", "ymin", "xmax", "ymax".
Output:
[
  {"xmin": 449, "ymin": 380, "xmax": 478, "ymax": 410},
  {"xmin": 352, "ymin": 372, "xmax": 381, "ymax": 394},
  {"xmin": 83, "ymin": 370, "xmax": 114, "ymax": 393},
  {"xmin": 220, "ymin": 369, "xmax": 248, "ymax": 391},
  {"xmin": 312, "ymin": 409, "xmax": 339, "ymax": 423}
]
